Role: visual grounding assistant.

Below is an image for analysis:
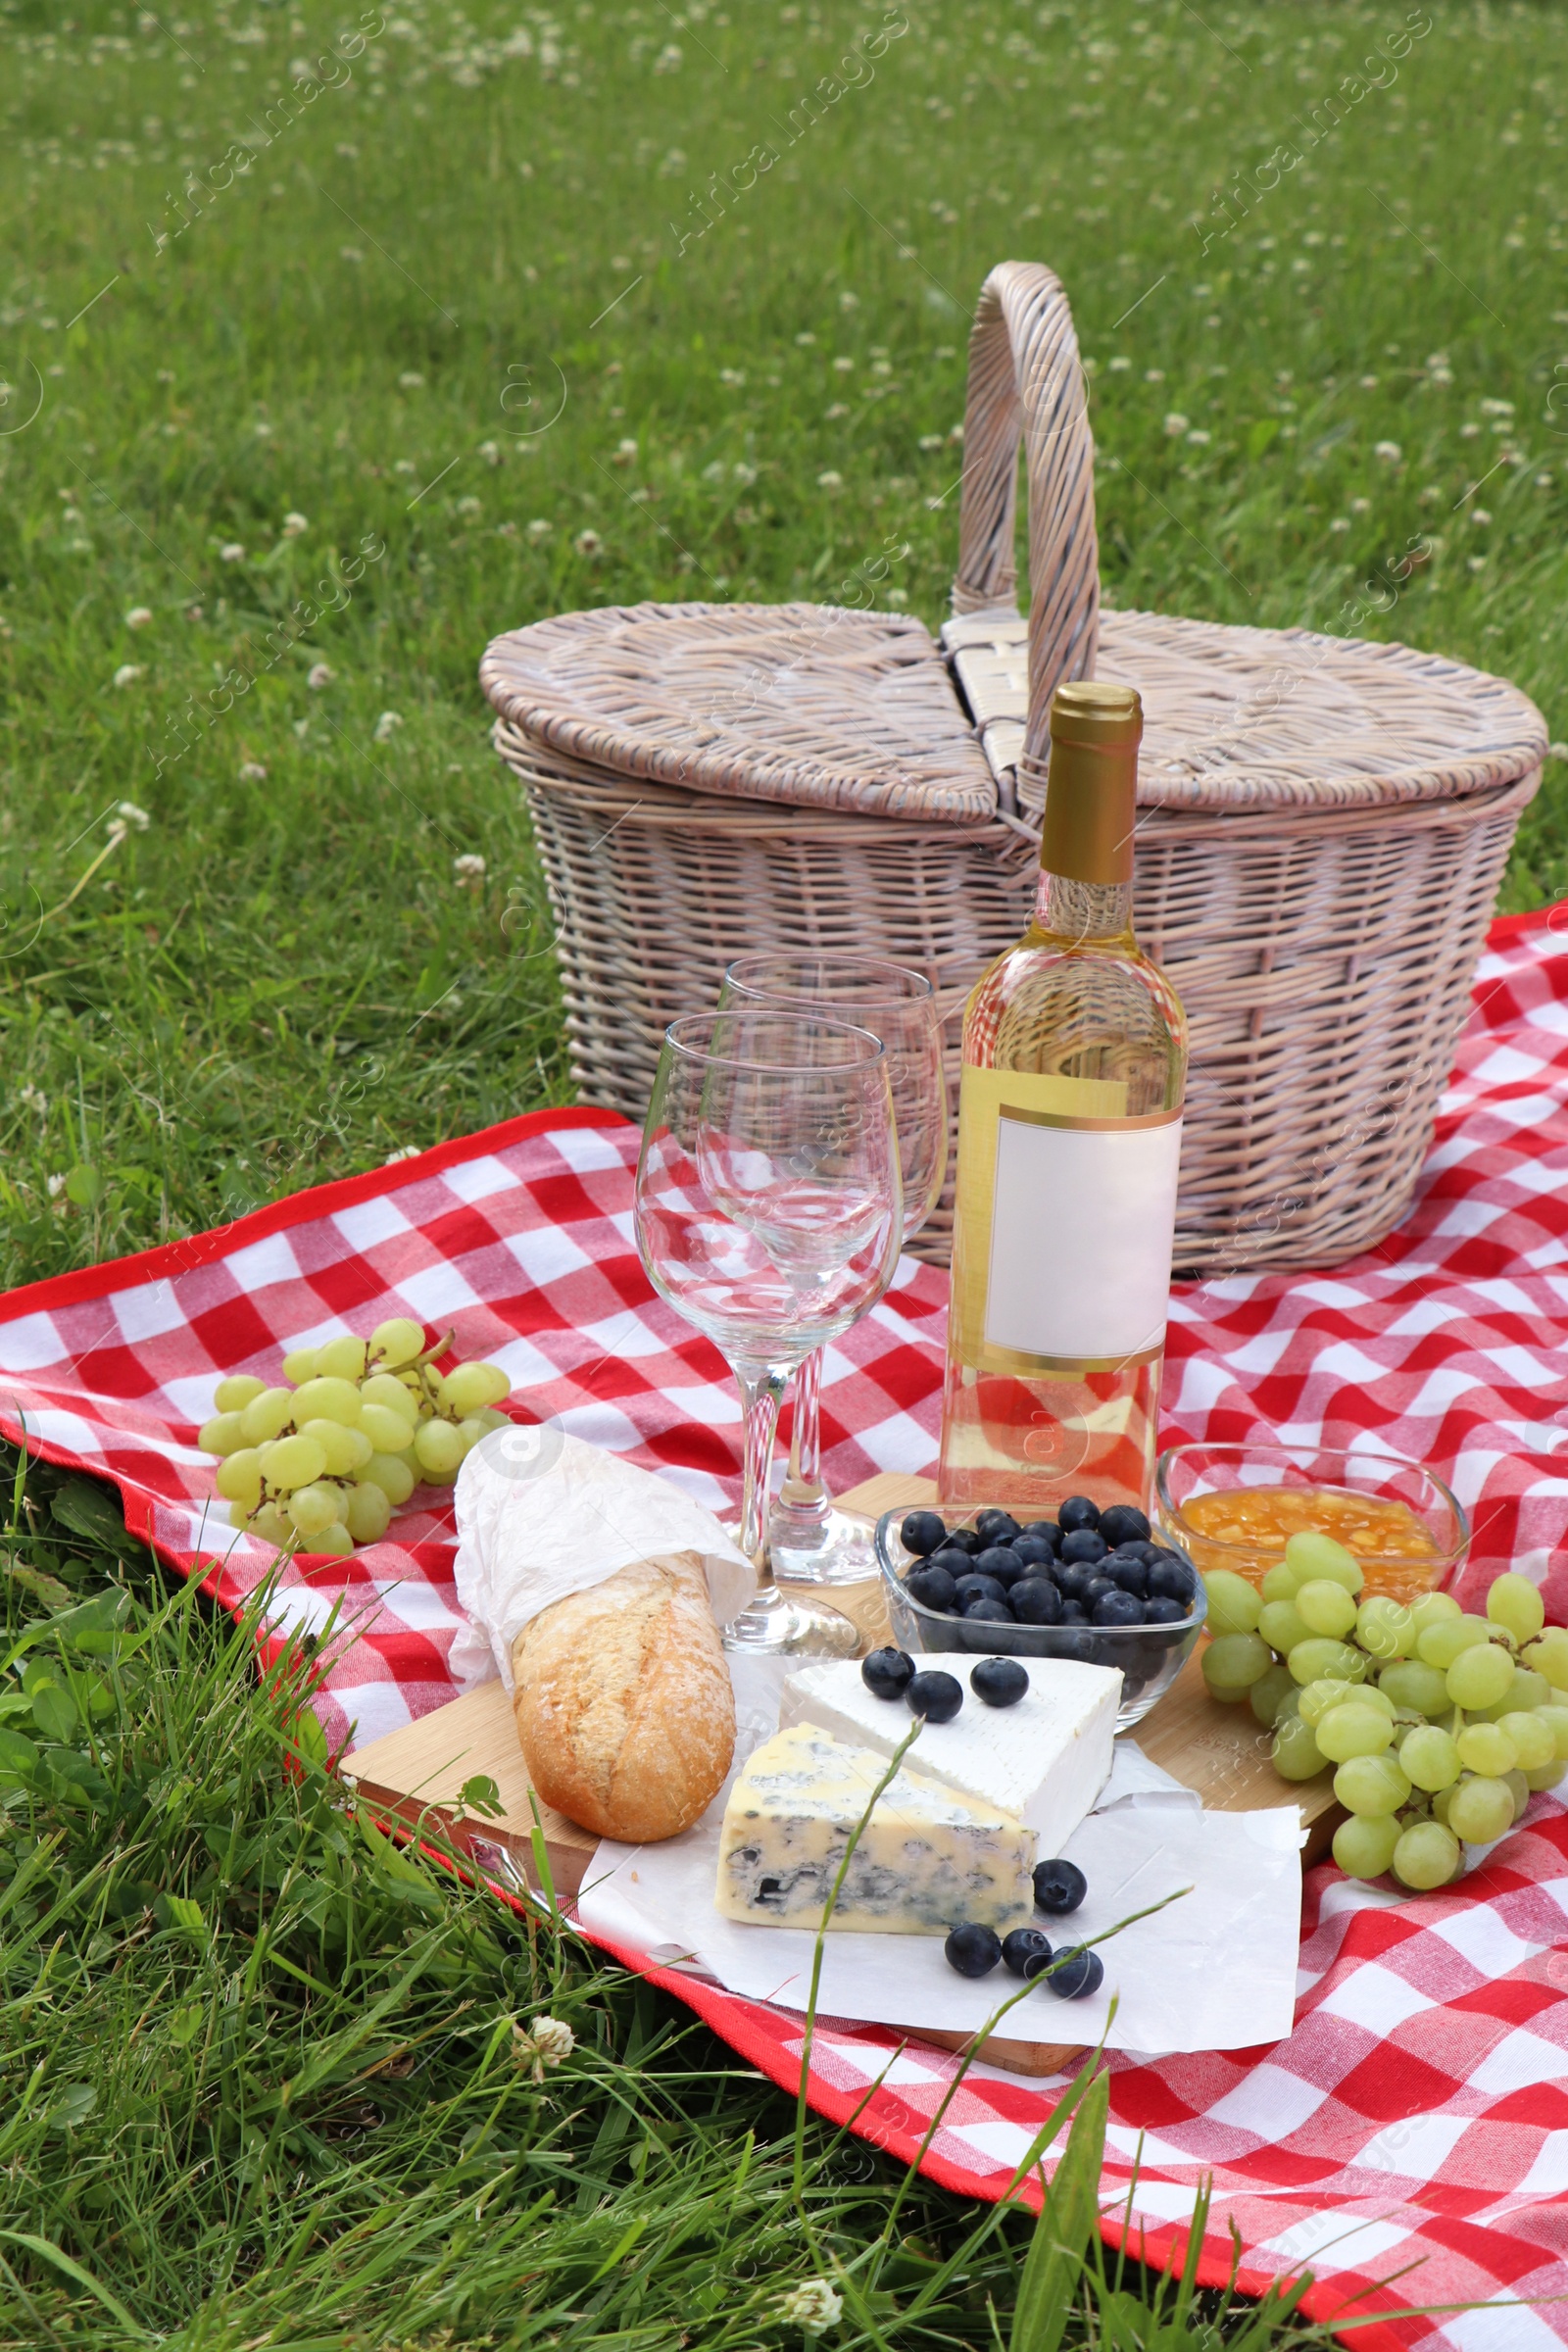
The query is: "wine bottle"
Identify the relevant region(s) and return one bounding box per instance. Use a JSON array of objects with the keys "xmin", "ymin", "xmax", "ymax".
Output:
[{"xmin": 937, "ymin": 680, "xmax": 1187, "ymax": 1516}]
